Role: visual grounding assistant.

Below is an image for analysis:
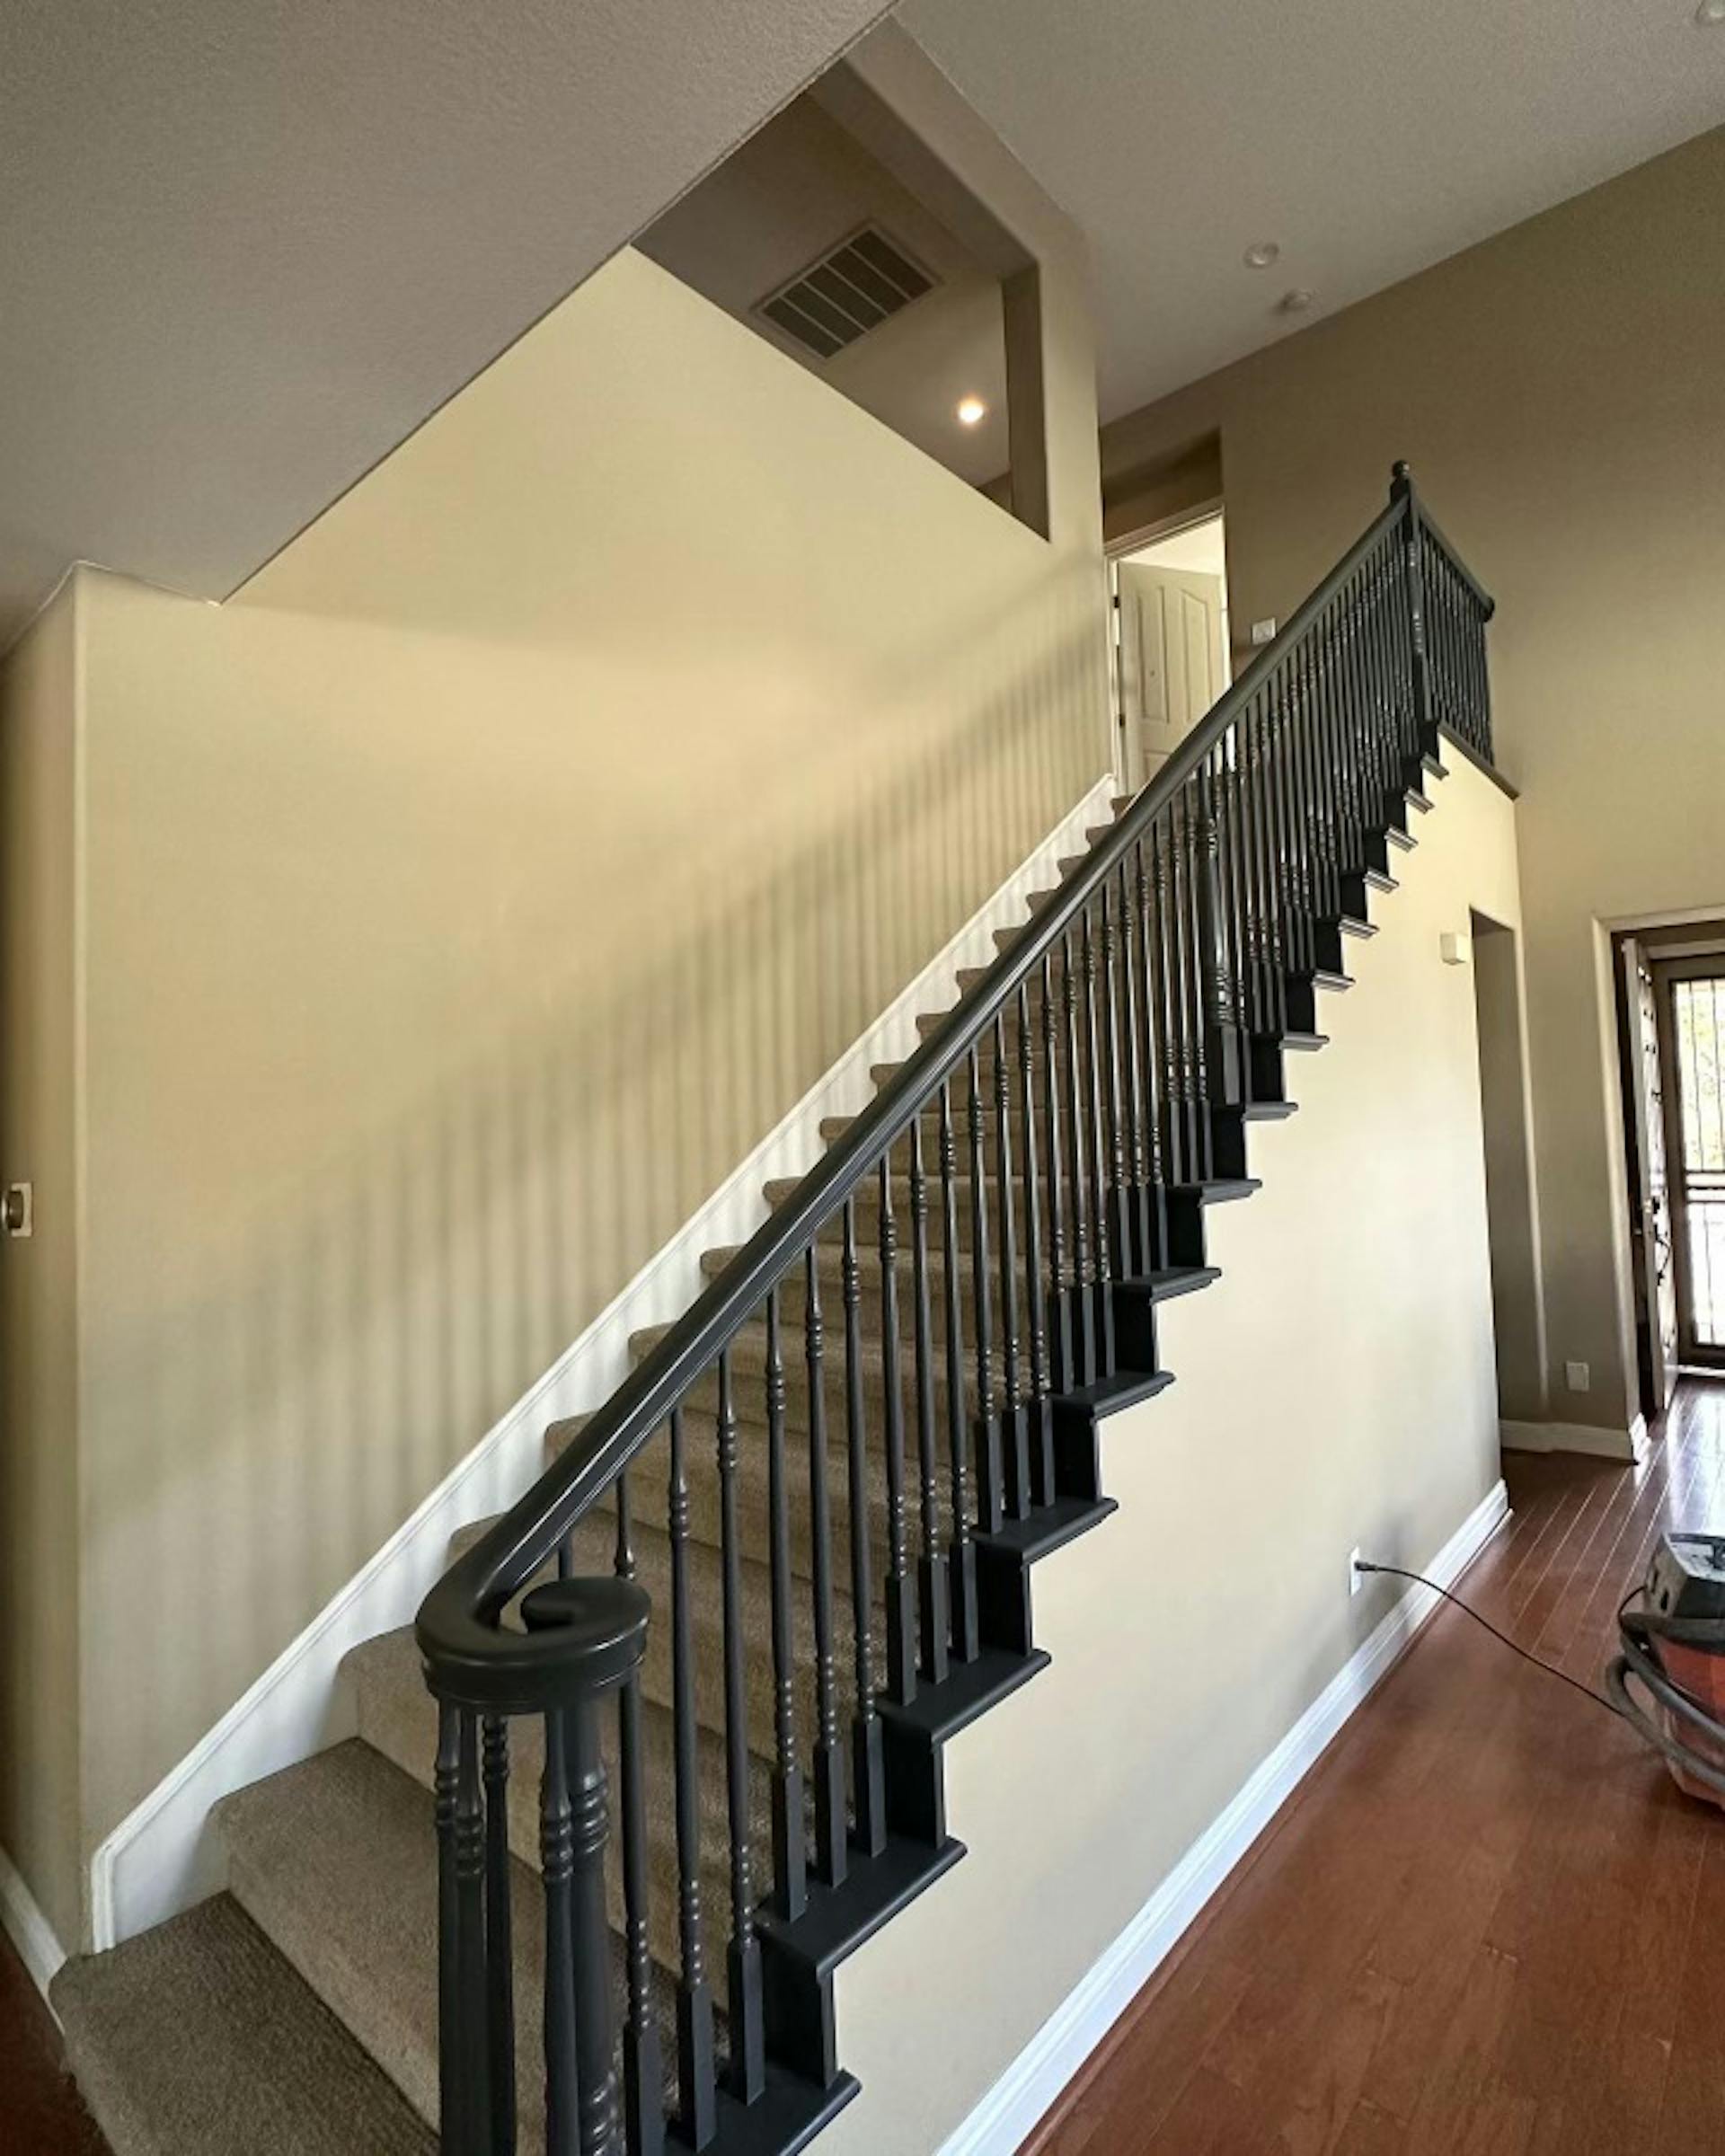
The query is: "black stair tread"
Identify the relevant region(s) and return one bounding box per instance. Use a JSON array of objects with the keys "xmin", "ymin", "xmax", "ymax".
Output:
[
  {"xmin": 1293, "ymin": 967, "xmax": 1354, "ymax": 993},
  {"xmin": 1279, "ymin": 1030, "xmax": 1329, "ymax": 1053},
  {"xmin": 709, "ymin": 2063, "xmax": 860, "ymax": 2155},
  {"xmin": 875, "ymin": 1643, "xmax": 1049, "ymax": 1745},
  {"xmin": 1057, "ymin": 1365, "xmax": 1178, "ymax": 1416},
  {"xmin": 1119, "ymin": 1264, "xmax": 1222, "ymax": 1302},
  {"xmin": 1422, "ymin": 752, "xmax": 1446, "ymax": 782},
  {"xmin": 977, "ymin": 1492, "xmax": 1118, "ymax": 1565},
  {"xmin": 1361, "ymin": 867, "xmax": 1399, "ymax": 892},
  {"xmin": 1406, "ymin": 786, "xmax": 1434, "ymax": 812},
  {"xmin": 1386, "ymin": 824, "xmax": 1417, "ymax": 851},
  {"xmin": 1241, "ymin": 1099, "xmax": 1298, "ymax": 1122},
  {"xmin": 1172, "ymin": 1177, "xmax": 1261, "ymax": 1205},
  {"xmin": 1336, "ymin": 913, "xmax": 1377, "ymax": 939},
  {"xmin": 756, "ymin": 1834, "xmax": 965, "ymax": 1984}
]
